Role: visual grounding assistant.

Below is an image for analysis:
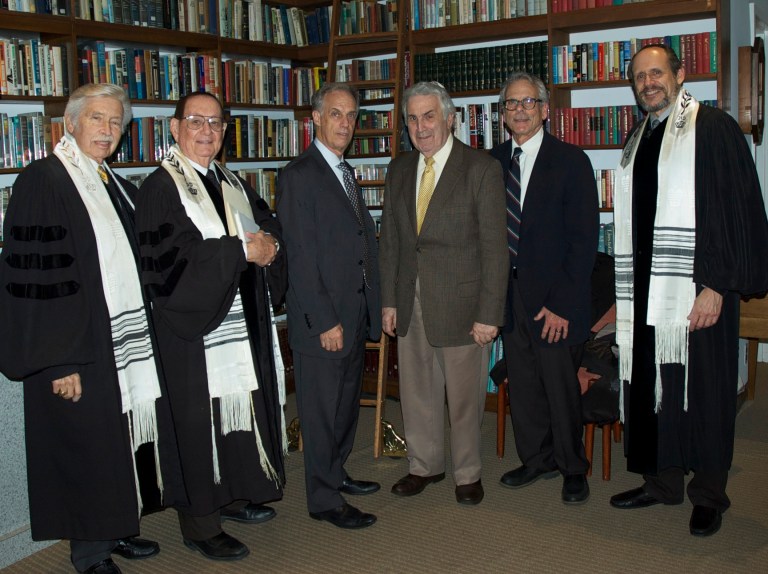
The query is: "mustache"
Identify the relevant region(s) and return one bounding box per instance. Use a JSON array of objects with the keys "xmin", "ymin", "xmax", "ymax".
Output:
[{"xmin": 93, "ymin": 136, "xmax": 115, "ymax": 143}]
